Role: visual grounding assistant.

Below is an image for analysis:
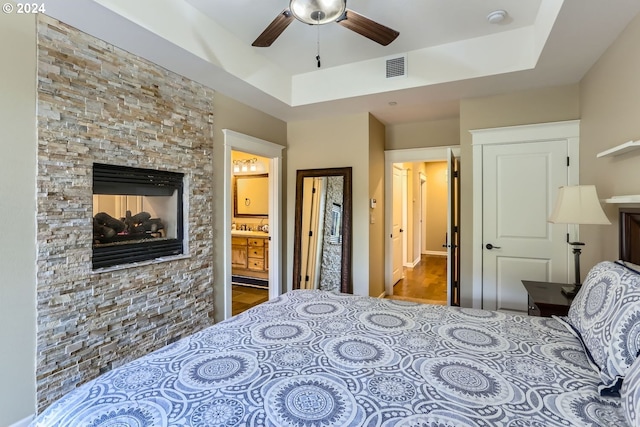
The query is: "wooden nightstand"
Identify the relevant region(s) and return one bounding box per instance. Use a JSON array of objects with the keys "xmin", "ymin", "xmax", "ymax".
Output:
[{"xmin": 521, "ymin": 280, "xmax": 573, "ymax": 317}]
